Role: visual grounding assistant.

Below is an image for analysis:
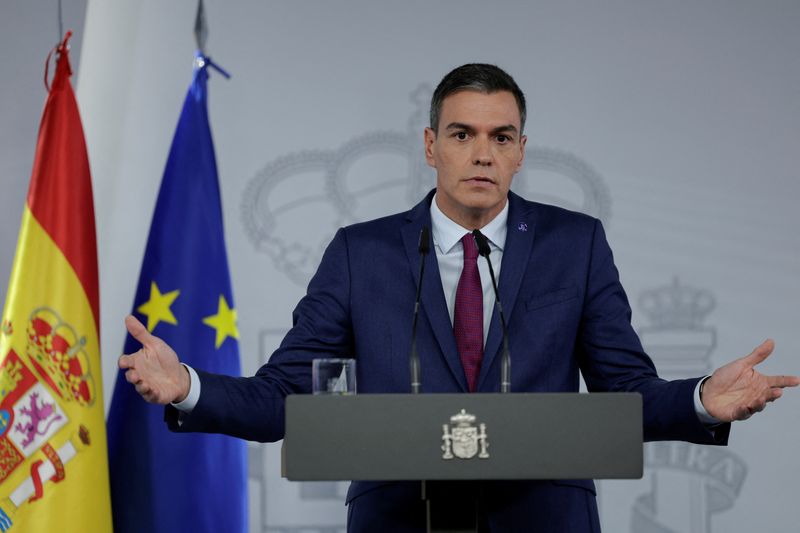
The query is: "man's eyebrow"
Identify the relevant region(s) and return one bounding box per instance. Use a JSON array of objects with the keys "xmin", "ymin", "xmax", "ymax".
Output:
[
  {"xmin": 445, "ymin": 122, "xmax": 475, "ymax": 132},
  {"xmin": 490, "ymin": 124, "xmax": 518, "ymax": 135},
  {"xmin": 444, "ymin": 123, "xmax": 519, "ymax": 135}
]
